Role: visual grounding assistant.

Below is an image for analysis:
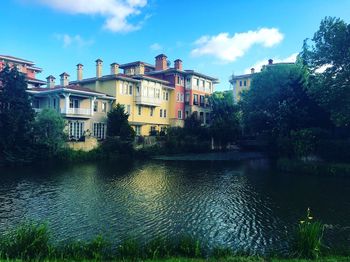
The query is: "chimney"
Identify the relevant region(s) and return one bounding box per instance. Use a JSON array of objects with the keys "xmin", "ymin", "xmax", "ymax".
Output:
[
  {"xmin": 136, "ymin": 62, "xmax": 145, "ymax": 75},
  {"xmin": 155, "ymin": 54, "xmax": 168, "ymax": 71},
  {"xmin": 60, "ymin": 72, "xmax": 70, "ymax": 87},
  {"xmin": 76, "ymin": 63, "xmax": 83, "ymax": 81},
  {"xmin": 174, "ymin": 59, "xmax": 183, "ymax": 71},
  {"xmin": 46, "ymin": 75, "xmax": 56, "ymax": 88},
  {"xmin": 268, "ymin": 59, "xmax": 273, "ymax": 65},
  {"xmin": 96, "ymin": 58, "xmax": 103, "ymax": 78},
  {"xmin": 110, "ymin": 63, "xmax": 119, "ymax": 75},
  {"xmin": 250, "ymin": 68, "xmax": 255, "ymax": 74}
]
